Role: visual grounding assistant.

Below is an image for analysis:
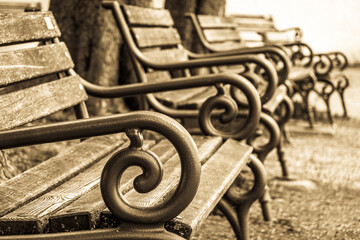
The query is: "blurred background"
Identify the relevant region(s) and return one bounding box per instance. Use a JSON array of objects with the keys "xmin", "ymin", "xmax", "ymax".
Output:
[{"xmin": 226, "ymin": 0, "xmax": 360, "ymax": 66}]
